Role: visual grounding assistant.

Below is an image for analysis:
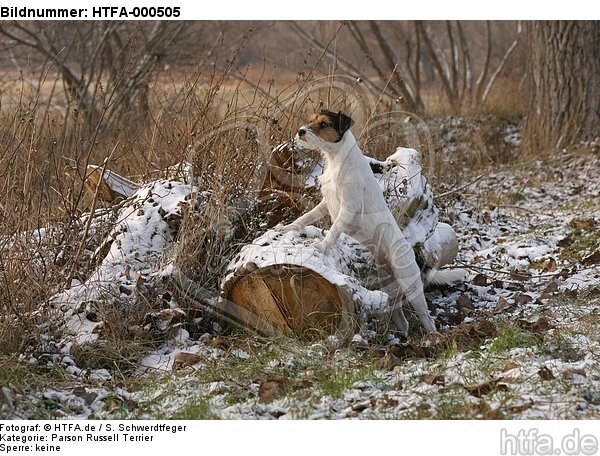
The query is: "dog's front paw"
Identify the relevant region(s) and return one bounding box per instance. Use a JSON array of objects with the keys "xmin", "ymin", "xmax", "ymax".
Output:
[{"xmin": 313, "ymin": 239, "xmax": 334, "ymax": 252}]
